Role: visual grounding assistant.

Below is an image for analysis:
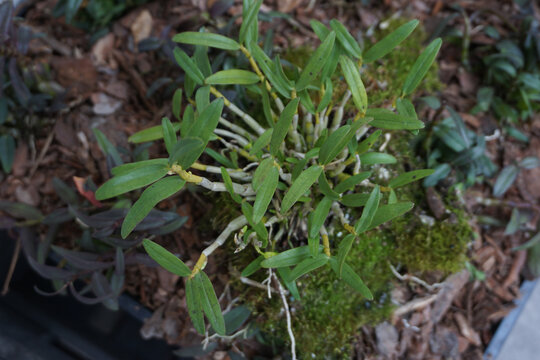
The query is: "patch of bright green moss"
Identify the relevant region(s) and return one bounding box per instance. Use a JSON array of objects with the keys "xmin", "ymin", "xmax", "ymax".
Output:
[{"xmin": 390, "ymin": 208, "xmax": 472, "ymax": 274}]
